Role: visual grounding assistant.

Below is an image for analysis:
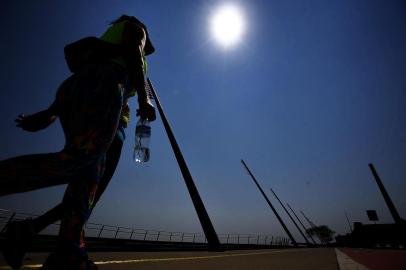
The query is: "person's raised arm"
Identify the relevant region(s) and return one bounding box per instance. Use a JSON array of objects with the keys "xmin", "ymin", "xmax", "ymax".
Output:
[
  {"xmin": 121, "ymin": 22, "xmax": 156, "ymax": 121},
  {"xmin": 15, "ymin": 95, "xmax": 59, "ymax": 132}
]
